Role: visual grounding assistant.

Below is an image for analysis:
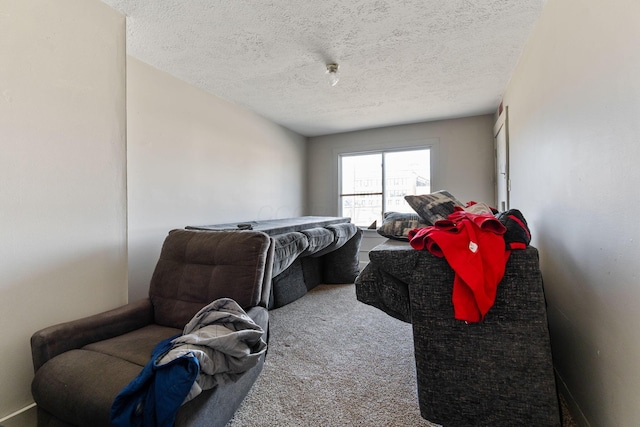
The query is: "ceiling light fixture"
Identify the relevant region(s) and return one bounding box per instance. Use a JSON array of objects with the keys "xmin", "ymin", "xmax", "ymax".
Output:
[{"xmin": 326, "ymin": 63, "xmax": 340, "ymax": 87}]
